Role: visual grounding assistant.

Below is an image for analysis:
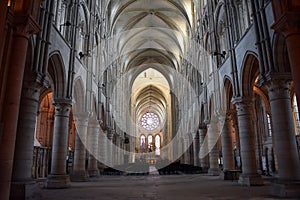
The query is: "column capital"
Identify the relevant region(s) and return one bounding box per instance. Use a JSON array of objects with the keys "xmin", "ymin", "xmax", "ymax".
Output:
[
  {"xmin": 13, "ymin": 15, "xmax": 41, "ymax": 38},
  {"xmin": 74, "ymin": 112, "xmax": 90, "ymax": 127},
  {"xmin": 53, "ymin": 100, "xmax": 72, "ymax": 117},
  {"xmin": 88, "ymin": 119, "xmax": 100, "ymax": 129},
  {"xmin": 21, "ymin": 85, "xmax": 40, "ymax": 102},
  {"xmin": 232, "ymin": 97, "xmax": 253, "ymax": 113},
  {"xmin": 107, "ymin": 131, "xmax": 114, "ymax": 140},
  {"xmin": 272, "ymin": 12, "xmax": 300, "ymax": 38},
  {"xmin": 267, "ymin": 79, "xmax": 291, "ymax": 101},
  {"xmin": 74, "ymin": 112, "xmax": 90, "ymax": 121}
]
